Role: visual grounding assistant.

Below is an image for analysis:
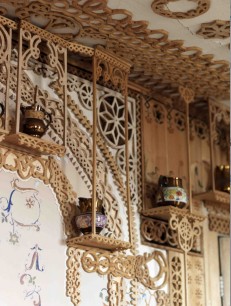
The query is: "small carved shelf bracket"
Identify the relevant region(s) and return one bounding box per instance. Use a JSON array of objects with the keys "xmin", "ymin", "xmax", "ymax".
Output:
[{"xmin": 142, "ymin": 206, "xmax": 204, "ymax": 253}]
